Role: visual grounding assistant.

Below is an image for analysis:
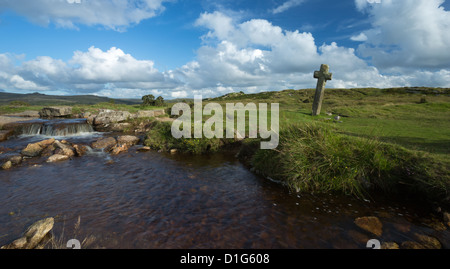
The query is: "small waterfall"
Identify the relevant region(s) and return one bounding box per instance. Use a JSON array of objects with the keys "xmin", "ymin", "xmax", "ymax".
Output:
[{"xmin": 20, "ymin": 119, "xmax": 95, "ymax": 137}]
